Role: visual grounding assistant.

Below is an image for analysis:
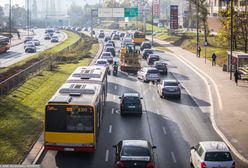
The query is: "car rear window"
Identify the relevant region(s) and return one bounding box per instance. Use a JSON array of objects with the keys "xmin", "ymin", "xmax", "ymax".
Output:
[
  {"xmin": 164, "ymin": 82, "xmax": 178, "ymax": 86},
  {"xmin": 121, "ymin": 146, "xmax": 150, "ymax": 156},
  {"xmin": 147, "ymin": 69, "xmax": 159, "ymax": 74},
  {"xmin": 204, "ymin": 152, "xmax": 233, "ymax": 161},
  {"xmin": 97, "ymin": 61, "xmax": 107, "ymax": 64},
  {"xmin": 123, "ymin": 96, "xmax": 140, "ymax": 104},
  {"xmin": 102, "ymin": 53, "xmax": 111, "ymax": 57},
  {"xmin": 145, "ymin": 50, "xmax": 153, "ymax": 54}
]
